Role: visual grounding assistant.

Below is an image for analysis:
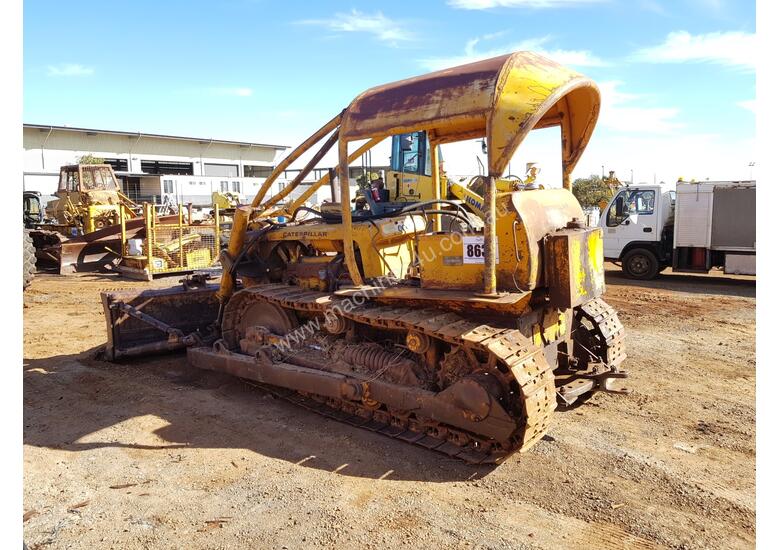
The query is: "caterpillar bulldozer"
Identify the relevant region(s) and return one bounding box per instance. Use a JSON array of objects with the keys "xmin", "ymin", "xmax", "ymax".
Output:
[
  {"xmin": 102, "ymin": 51, "xmax": 627, "ymax": 464},
  {"xmin": 45, "ymin": 164, "xmax": 139, "ymax": 232}
]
